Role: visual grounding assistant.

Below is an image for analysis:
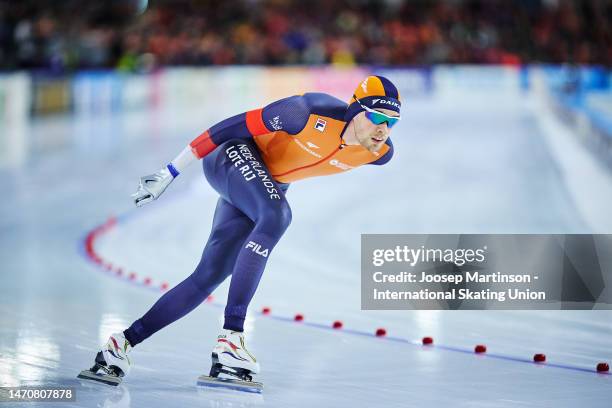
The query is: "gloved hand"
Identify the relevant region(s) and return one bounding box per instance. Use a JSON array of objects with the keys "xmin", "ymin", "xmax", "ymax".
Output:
[{"xmin": 131, "ymin": 167, "xmax": 174, "ymax": 207}]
